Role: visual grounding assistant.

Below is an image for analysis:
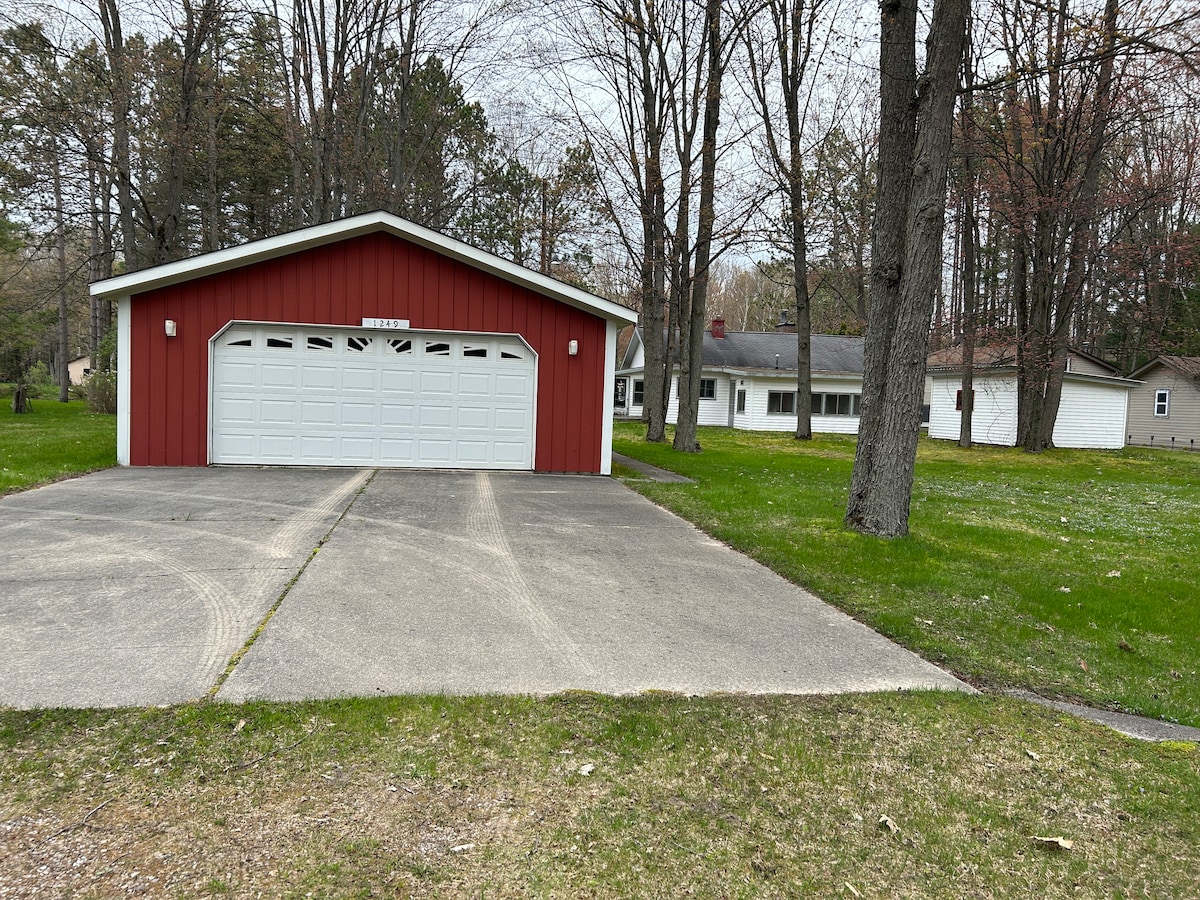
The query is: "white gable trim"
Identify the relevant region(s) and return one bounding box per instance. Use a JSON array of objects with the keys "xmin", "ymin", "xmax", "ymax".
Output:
[{"xmin": 90, "ymin": 211, "xmax": 637, "ymax": 325}]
